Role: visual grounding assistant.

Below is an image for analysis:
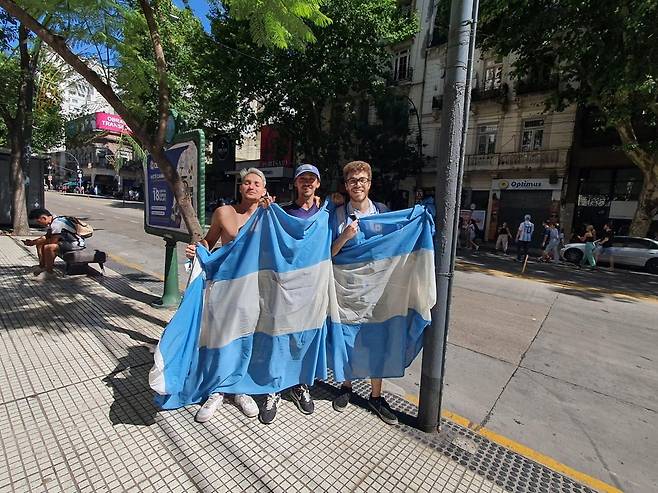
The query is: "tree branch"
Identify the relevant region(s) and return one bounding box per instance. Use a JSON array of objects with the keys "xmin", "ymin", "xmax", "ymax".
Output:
[
  {"xmin": 615, "ymin": 119, "xmax": 653, "ymax": 172},
  {"xmin": 0, "ymin": 0, "xmax": 149, "ymax": 143},
  {"xmin": 138, "ymin": 0, "xmax": 170, "ymax": 148}
]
